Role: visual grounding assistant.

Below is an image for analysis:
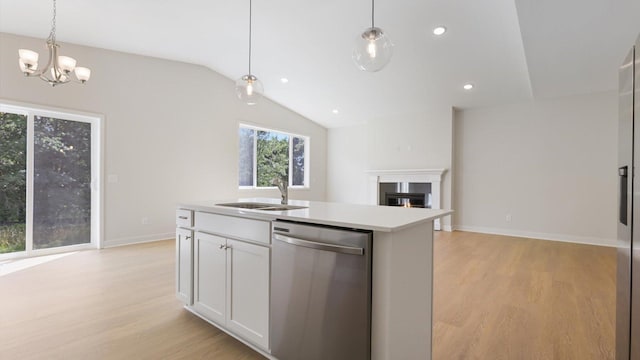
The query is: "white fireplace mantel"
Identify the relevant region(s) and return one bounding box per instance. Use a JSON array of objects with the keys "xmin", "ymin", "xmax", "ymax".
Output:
[{"xmin": 366, "ymin": 168, "xmax": 447, "ymax": 230}]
